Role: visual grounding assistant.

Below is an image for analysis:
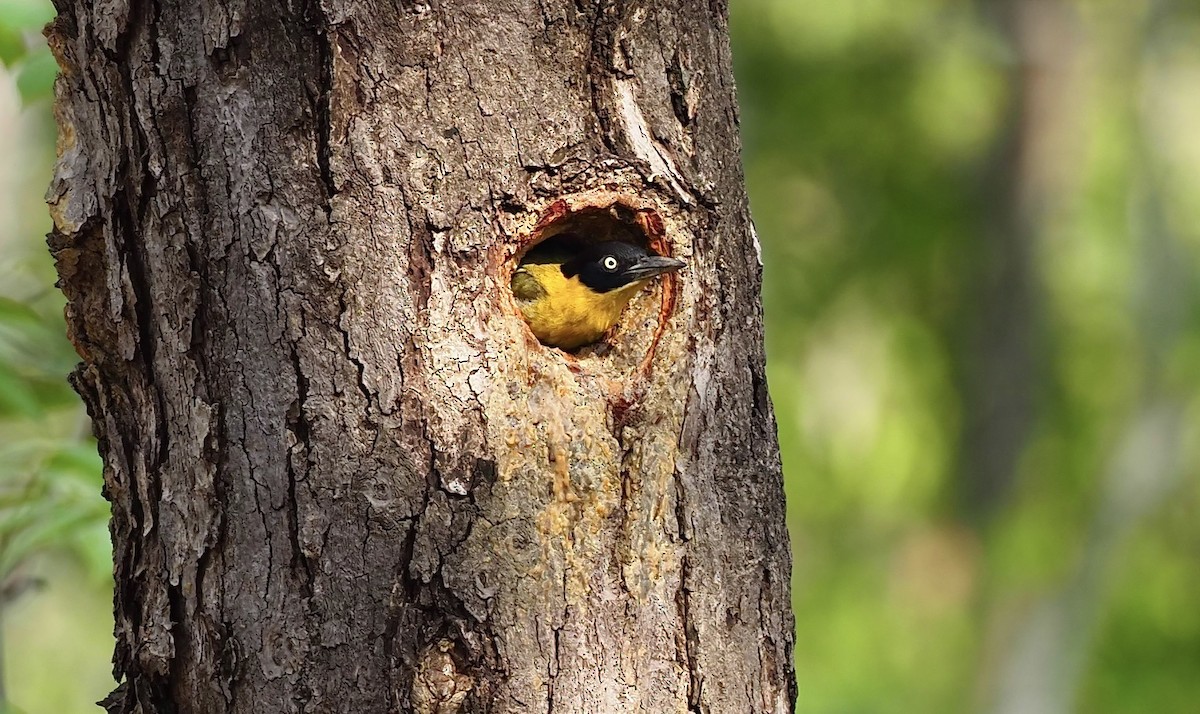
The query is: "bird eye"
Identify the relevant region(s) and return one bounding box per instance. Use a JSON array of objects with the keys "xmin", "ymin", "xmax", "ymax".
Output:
[{"xmin": 602, "ymin": 256, "xmax": 619, "ymax": 271}]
